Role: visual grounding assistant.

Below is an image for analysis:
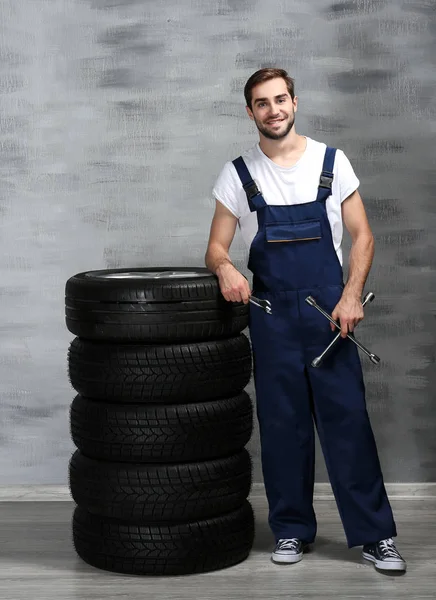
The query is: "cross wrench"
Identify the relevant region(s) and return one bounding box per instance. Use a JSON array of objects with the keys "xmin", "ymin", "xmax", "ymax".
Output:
[
  {"xmin": 305, "ymin": 294, "xmax": 380, "ymax": 365},
  {"xmin": 311, "ymin": 292, "xmax": 375, "ymax": 367},
  {"xmin": 249, "ymin": 295, "xmax": 272, "ymax": 314}
]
